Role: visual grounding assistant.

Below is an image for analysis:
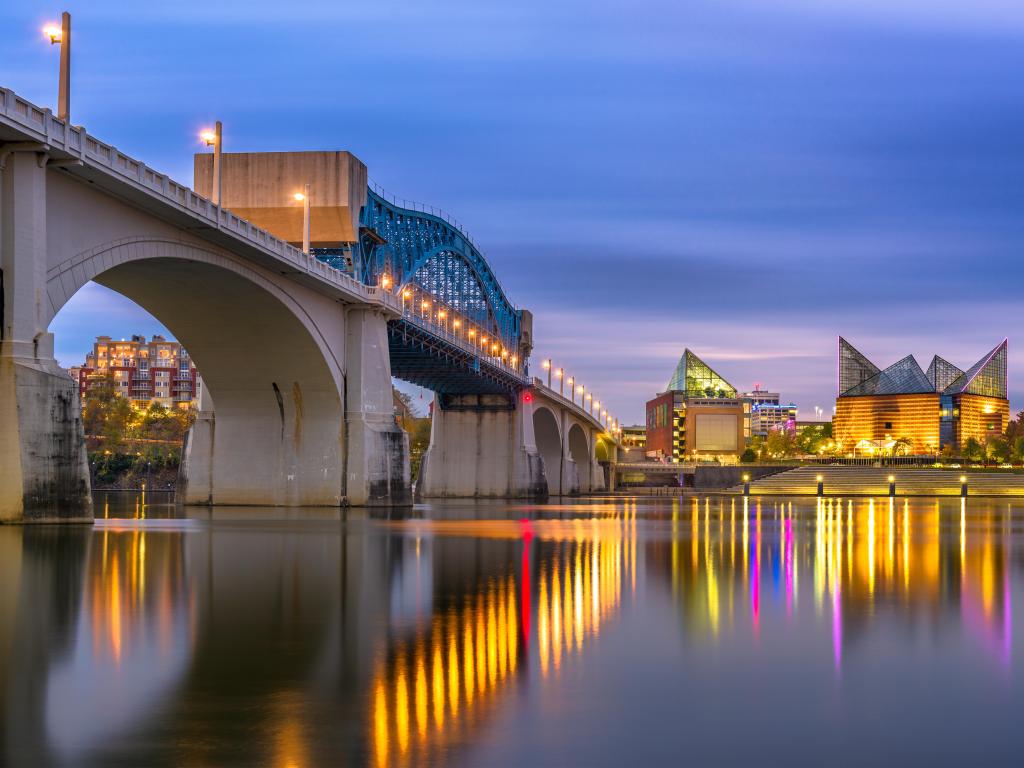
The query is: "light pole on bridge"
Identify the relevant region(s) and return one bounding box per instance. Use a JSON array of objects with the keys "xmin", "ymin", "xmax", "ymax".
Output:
[
  {"xmin": 200, "ymin": 123, "xmax": 223, "ymax": 206},
  {"xmin": 542, "ymin": 359, "xmax": 552, "ymax": 388},
  {"xmin": 556, "ymin": 367, "xmax": 564, "ymax": 396},
  {"xmin": 44, "ymin": 13, "xmax": 71, "ymax": 122},
  {"xmin": 294, "ymin": 185, "xmax": 311, "ymax": 254}
]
